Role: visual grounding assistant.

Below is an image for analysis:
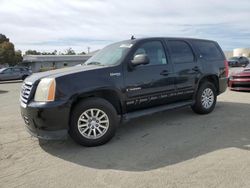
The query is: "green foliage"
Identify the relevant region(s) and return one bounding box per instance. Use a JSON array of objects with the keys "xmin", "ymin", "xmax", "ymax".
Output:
[
  {"xmin": 25, "ymin": 50, "xmax": 58, "ymax": 55},
  {"xmin": 78, "ymin": 51, "xmax": 86, "ymax": 55},
  {"xmin": 25, "ymin": 50, "xmax": 41, "ymax": 55},
  {"xmin": 64, "ymin": 48, "xmax": 76, "ymax": 55},
  {"xmin": 42, "ymin": 50, "xmax": 57, "ymax": 55},
  {"xmin": 0, "ymin": 34, "xmax": 9, "ymax": 43},
  {"xmin": 14, "ymin": 50, "xmax": 23, "ymax": 64},
  {"xmin": 0, "ymin": 34, "xmax": 23, "ymax": 66},
  {"xmin": 0, "ymin": 41, "xmax": 15, "ymax": 65},
  {"xmin": 39, "ymin": 67, "xmax": 56, "ymax": 72}
]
